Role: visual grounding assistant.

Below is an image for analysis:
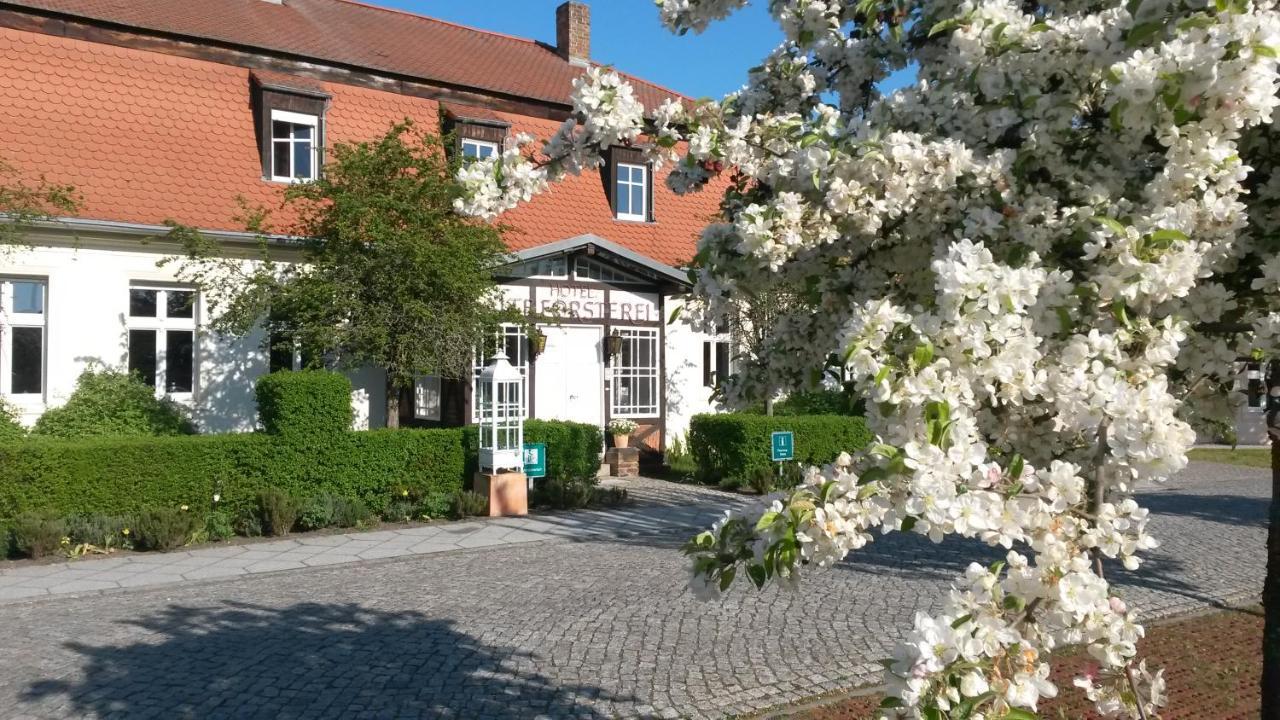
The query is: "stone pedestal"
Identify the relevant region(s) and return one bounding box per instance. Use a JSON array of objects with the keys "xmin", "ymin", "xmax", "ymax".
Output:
[
  {"xmin": 605, "ymin": 447, "xmax": 639, "ymax": 478},
  {"xmin": 473, "ymin": 471, "xmax": 528, "ymax": 517}
]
